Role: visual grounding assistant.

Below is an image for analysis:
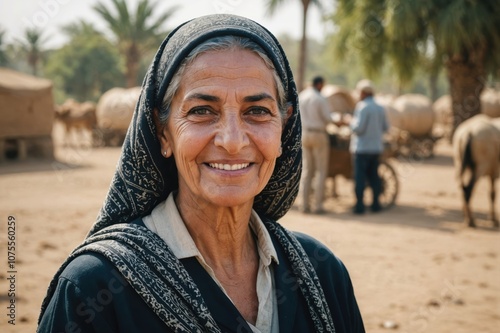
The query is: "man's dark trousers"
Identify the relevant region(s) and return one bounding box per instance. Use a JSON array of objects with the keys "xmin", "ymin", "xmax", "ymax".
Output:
[{"xmin": 353, "ymin": 153, "xmax": 382, "ymax": 213}]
